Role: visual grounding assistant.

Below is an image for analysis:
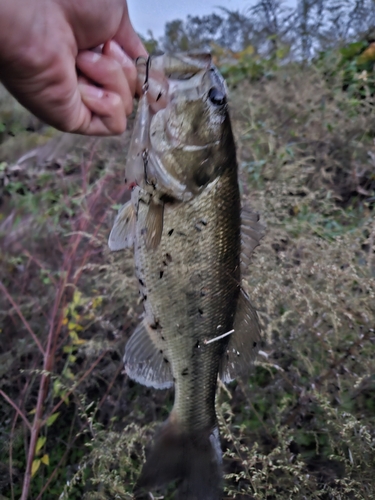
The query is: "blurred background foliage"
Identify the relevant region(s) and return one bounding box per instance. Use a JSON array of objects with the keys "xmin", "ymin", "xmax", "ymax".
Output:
[{"xmin": 1, "ymin": 0, "xmax": 375, "ymax": 498}]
